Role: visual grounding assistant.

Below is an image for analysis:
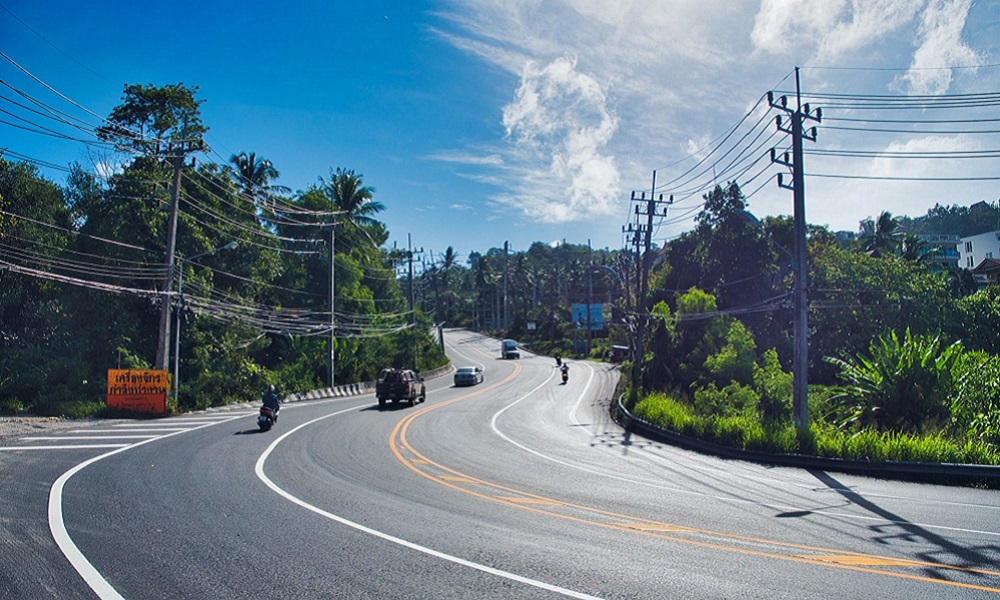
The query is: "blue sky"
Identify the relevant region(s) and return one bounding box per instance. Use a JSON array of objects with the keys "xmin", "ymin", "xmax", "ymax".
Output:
[{"xmin": 3, "ymin": 1, "xmax": 1000, "ymax": 263}]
